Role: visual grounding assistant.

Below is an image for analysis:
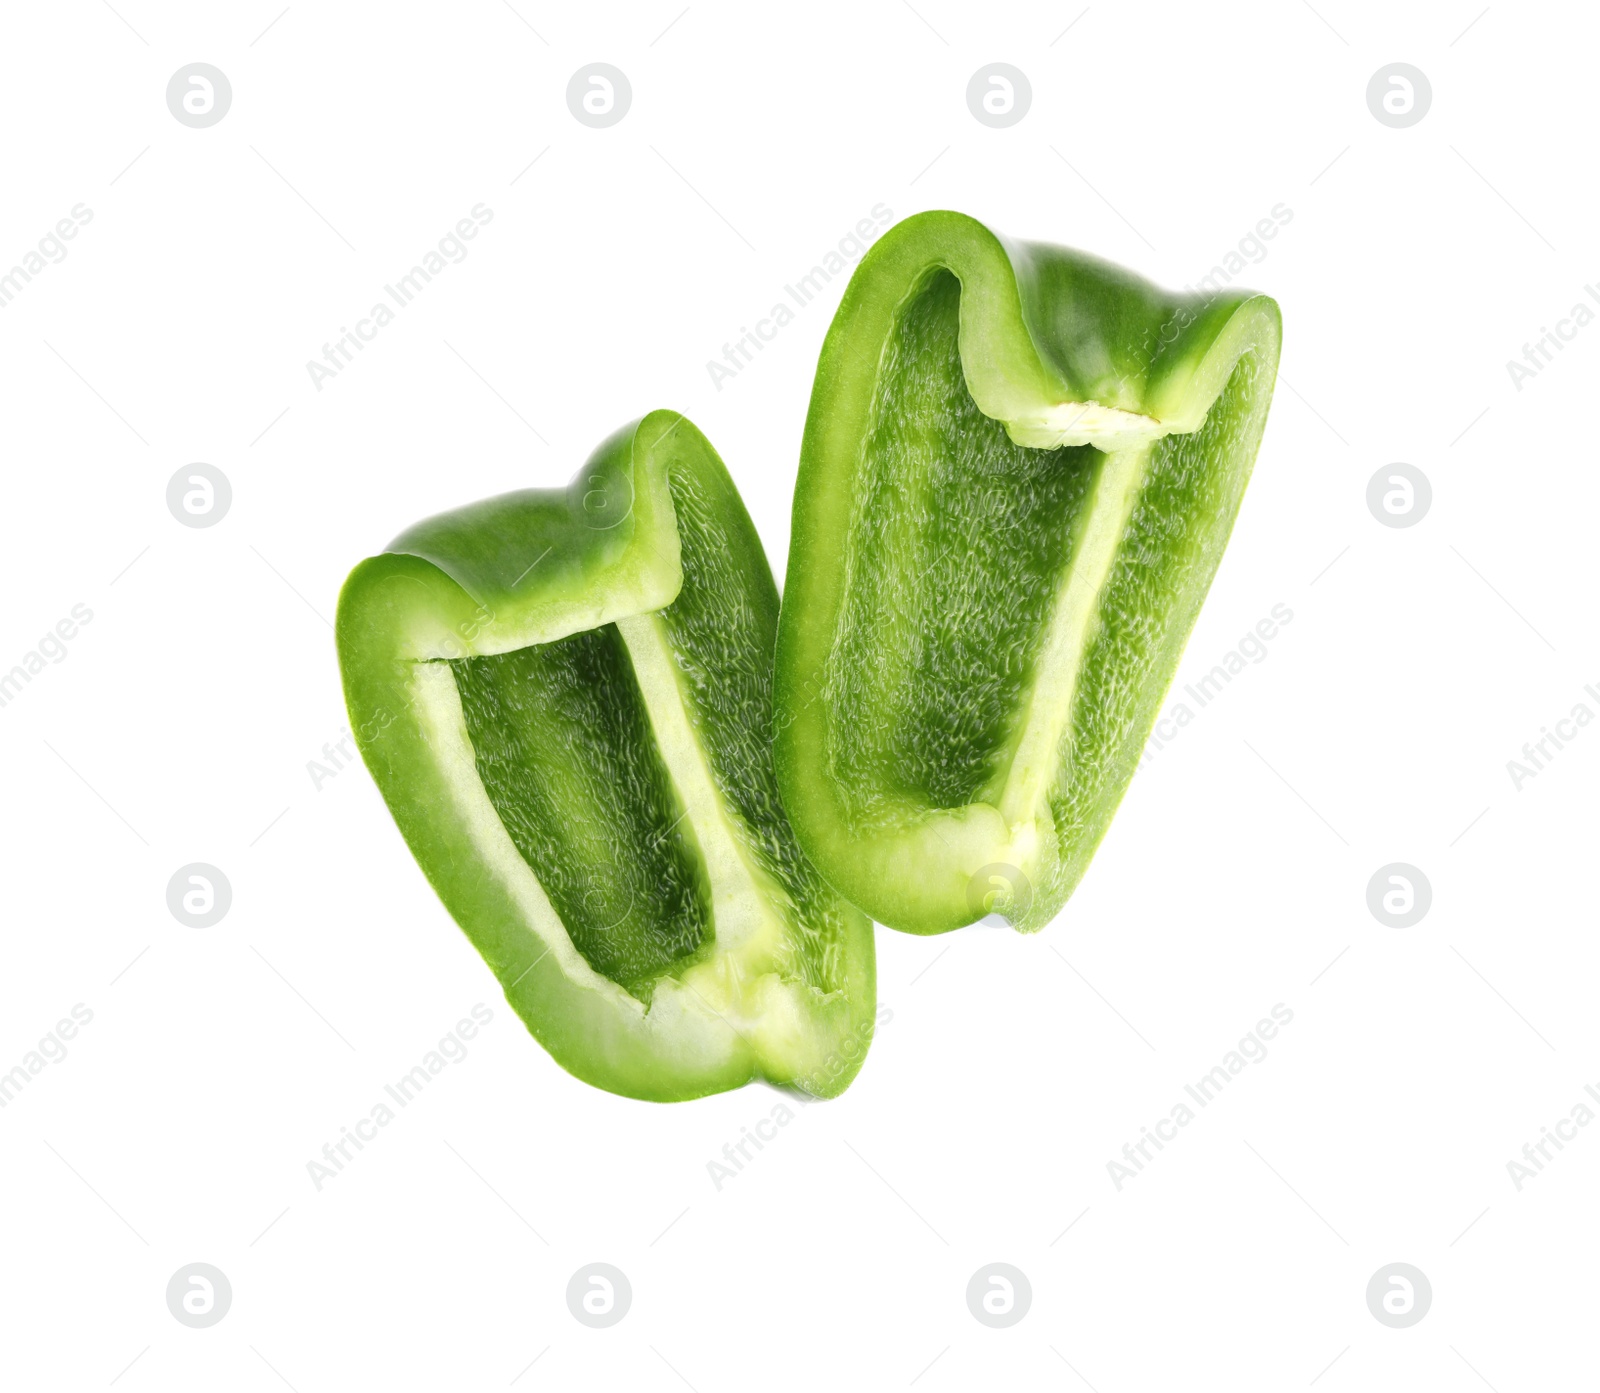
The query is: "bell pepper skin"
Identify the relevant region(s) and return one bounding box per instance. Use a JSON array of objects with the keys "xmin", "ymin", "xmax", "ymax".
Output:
[
  {"xmin": 338, "ymin": 412, "xmax": 875, "ymax": 1101},
  {"xmin": 774, "ymin": 211, "xmax": 1281, "ymax": 936}
]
